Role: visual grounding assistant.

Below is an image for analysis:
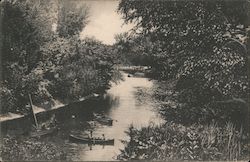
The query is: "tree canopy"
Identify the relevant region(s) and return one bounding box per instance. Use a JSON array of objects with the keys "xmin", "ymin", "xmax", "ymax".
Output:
[
  {"xmin": 1, "ymin": 0, "xmax": 116, "ymax": 114},
  {"xmin": 118, "ymin": 0, "xmax": 249, "ymax": 123}
]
